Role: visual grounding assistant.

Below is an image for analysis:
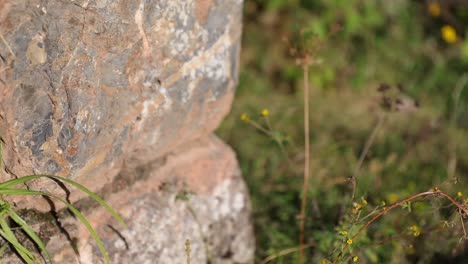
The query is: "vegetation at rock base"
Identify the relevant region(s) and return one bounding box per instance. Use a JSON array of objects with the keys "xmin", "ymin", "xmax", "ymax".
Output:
[
  {"xmin": 0, "ymin": 142, "xmax": 127, "ymax": 264},
  {"xmin": 217, "ymin": 1, "xmax": 468, "ymax": 263}
]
